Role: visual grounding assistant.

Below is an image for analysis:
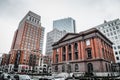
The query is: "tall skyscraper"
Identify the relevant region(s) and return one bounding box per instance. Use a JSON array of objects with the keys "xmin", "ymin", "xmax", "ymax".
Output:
[
  {"xmin": 8, "ymin": 11, "xmax": 44, "ymax": 72},
  {"xmin": 46, "ymin": 29, "xmax": 66, "ymax": 56},
  {"xmin": 95, "ymin": 19, "xmax": 120, "ymax": 63},
  {"xmin": 53, "ymin": 17, "xmax": 76, "ymax": 33},
  {"xmin": 46, "ymin": 17, "xmax": 76, "ymax": 56}
]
